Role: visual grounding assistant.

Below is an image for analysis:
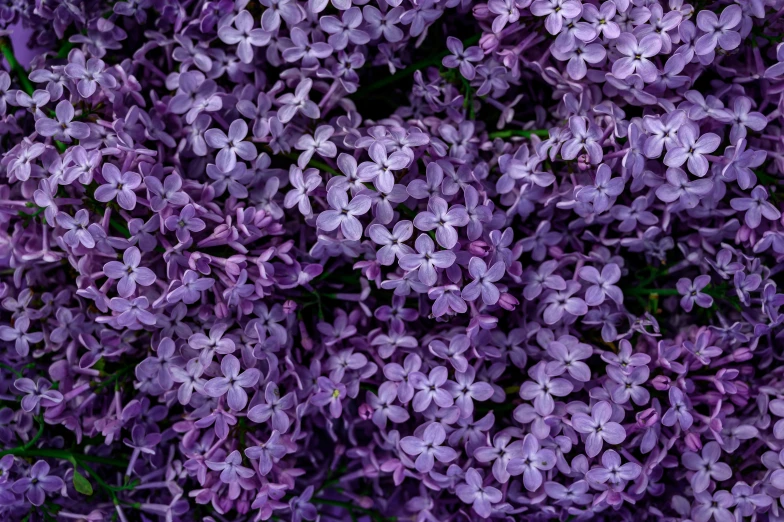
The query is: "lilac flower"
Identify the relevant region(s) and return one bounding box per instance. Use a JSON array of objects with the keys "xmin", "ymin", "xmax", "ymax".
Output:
[
  {"xmin": 562, "ymin": 118, "xmax": 604, "ymax": 165},
  {"xmin": 730, "ymin": 187, "xmax": 782, "ymax": 229},
  {"xmin": 530, "ymin": 0, "xmax": 582, "ymax": 34},
  {"xmin": 168, "ymin": 72, "xmax": 222, "ymax": 125},
  {"xmin": 462, "ymin": 258, "xmax": 505, "ymax": 305},
  {"xmin": 145, "ymin": 173, "xmax": 189, "ymax": 212},
  {"xmin": 722, "ymin": 139, "xmax": 767, "ymax": 190},
  {"xmin": 295, "ymin": 126, "xmax": 337, "ymax": 169},
  {"xmin": 205, "ymin": 119, "xmax": 257, "ymax": 171},
  {"xmin": 522, "ymin": 260, "xmax": 566, "ymax": 300},
  {"xmin": 357, "ymin": 143, "xmax": 411, "ymax": 194},
  {"xmin": 11, "ymin": 461, "xmax": 64, "ymax": 506},
  {"xmin": 520, "ymin": 361, "xmax": 574, "ymax": 415},
  {"xmin": 612, "ymin": 33, "xmax": 662, "ymax": 83},
  {"xmin": 57, "ymin": 209, "xmax": 95, "ymax": 249},
  {"xmin": 164, "ymin": 204, "xmax": 206, "ymax": 243},
  {"xmin": 692, "ymin": 490, "xmax": 735, "ymax": 522},
  {"xmin": 607, "ymin": 365, "xmax": 650, "ymax": 405},
  {"xmin": 103, "ymin": 247, "xmax": 156, "ymax": 298},
  {"xmin": 206, "ymin": 162, "xmax": 251, "ymax": 198},
  {"xmin": 695, "ymin": 5, "xmax": 742, "ymax": 56},
  {"xmin": 259, "ymin": 0, "xmax": 302, "ymax": 31},
  {"xmin": 474, "ymin": 432, "xmax": 523, "ymax": 483},
  {"xmin": 442, "ymin": 37, "xmax": 484, "ymax": 80},
  {"xmin": 14, "ymin": 377, "xmax": 64, "ymax": 413},
  {"xmin": 455, "ymin": 468, "xmax": 502, "ymax": 518},
  {"xmin": 320, "ymin": 8, "xmax": 370, "ymax": 51},
  {"xmin": 661, "ymin": 387, "xmax": 694, "ymax": 430},
  {"xmin": 0, "ymin": 316, "xmax": 44, "ymax": 356},
  {"xmin": 64, "ymin": 57, "xmax": 117, "ymax": 97},
  {"xmin": 655, "ymin": 167, "xmax": 714, "ymax": 208},
  {"xmin": 545, "ymin": 339, "xmax": 592, "ymax": 381},
  {"xmin": 576, "ymin": 164, "xmax": 625, "ymax": 213},
  {"xmin": 682, "ymin": 442, "xmax": 733, "ymax": 493},
  {"xmin": 410, "ymin": 366, "xmax": 454, "ymax": 412},
  {"xmin": 217, "ymin": 10, "xmax": 270, "ymax": 64},
  {"xmin": 366, "ymin": 381, "xmax": 410, "ymax": 428},
  {"xmin": 399, "ymin": 234, "xmax": 456, "ymax": 286},
  {"xmin": 585, "ymin": 450, "xmax": 641, "ymax": 485},
  {"xmin": 542, "ymin": 281, "xmax": 588, "ymax": 324},
  {"xmin": 311, "ymin": 377, "xmax": 347, "ymax": 418},
  {"xmin": 445, "ymin": 367, "xmax": 494, "ymax": 417},
  {"xmin": 94, "ymin": 163, "xmax": 142, "ymax": 210},
  {"xmin": 369, "ymin": 221, "xmax": 415, "ymax": 265},
  {"xmin": 506, "ymin": 434, "xmax": 556, "ymax": 491},
  {"xmin": 677, "ymin": 275, "xmax": 714, "ymax": 312},
  {"xmin": 206, "ymin": 450, "xmax": 255, "ymax": 498},
  {"xmin": 282, "ymin": 27, "xmax": 333, "ymax": 67},
  {"xmin": 399, "ymin": 423, "xmax": 458, "ymax": 472},
  {"xmin": 203, "ymin": 354, "xmax": 261, "ymax": 411},
  {"xmin": 316, "ymin": 188, "xmax": 371, "ymax": 241},
  {"xmin": 248, "ymin": 382, "xmax": 296, "ymax": 433},
  {"xmin": 664, "ymin": 125, "xmax": 720, "ymax": 177},
  {"xmin": 35, "ymin": 100, "xmax": 90, "ymax": 142},
  {"xmin": 284, "ymin": 166, "xmax": 321, "ymax": 216},
  {"xmin": 383, "ymin": 353, "xmax": 421, "ymax": 402},
  {"xmin": 552, "ymin": 41, "xmax": 606, "ymax": 81},
  {"xmin": 571, "ymin": 400, "xmax": 627, "ymax": 457},
  {"xmin": 167, "ymin": 270, "xmax": 216, "ymax": 305},
  {"xmin": 413, "ymin": 196, "xmax": 469, "ymax": 249},
  {"xmin": 245, "ymin": 430, "xmax": 288, "ymax": 476},
  {"xmin": 579, "ymin": 263, "xmax": 622, "ymax": 306},
  {"xmin": 170, "ymin": 358, "xmax": 205, "ymax": 405},
  {"xmin": 582, "ymin": 2, "xmax": 620, "ymax": 39}
]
